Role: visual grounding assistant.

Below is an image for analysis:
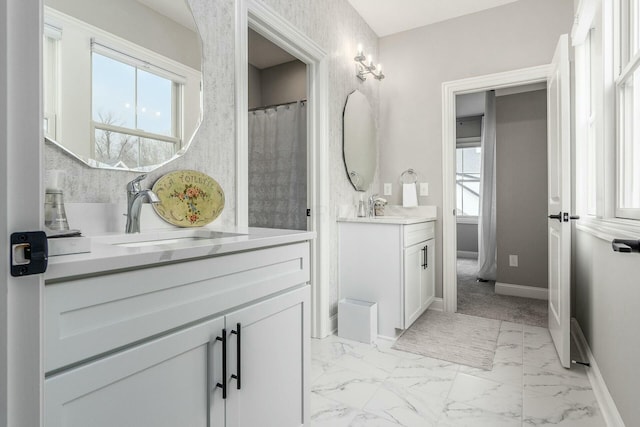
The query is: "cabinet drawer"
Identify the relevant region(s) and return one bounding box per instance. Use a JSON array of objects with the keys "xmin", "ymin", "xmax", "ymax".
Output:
[
  {"xmin": 403, "ymin": 221, "xmax": 435, "ymax": 247},
  {"xmin": 45, "ymin": 242, "xmax": 309, "ymax": 373}
]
